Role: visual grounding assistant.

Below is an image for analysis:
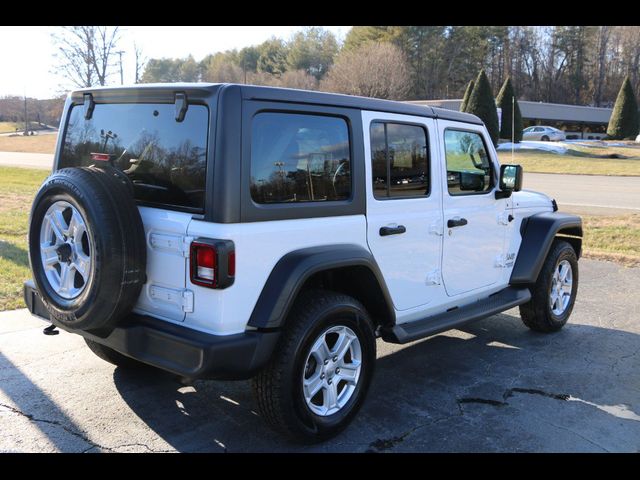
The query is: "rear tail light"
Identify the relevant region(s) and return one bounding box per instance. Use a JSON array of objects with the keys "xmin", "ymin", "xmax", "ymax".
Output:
[
  {"xmin": 190, "ymin": 239, "xmax": 235, "ymax": 289},
  {"xmin": 90, "ymin": 153, "xmax": 111, "ymax": 162}
]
